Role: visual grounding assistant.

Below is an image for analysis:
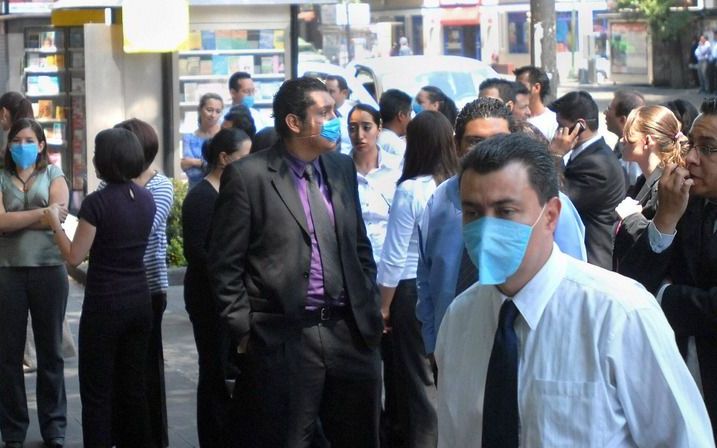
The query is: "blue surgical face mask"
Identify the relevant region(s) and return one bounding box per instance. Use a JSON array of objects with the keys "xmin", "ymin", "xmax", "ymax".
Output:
[
  {"xmin": 462, "ymin": 205, "xmax": 546, "ymax": 286},
  {"xmin": 10, "ymin": 142, "xmax": 40, "ymax": 170},
  {"xmin": 242, "ymin": 95, "xmax": 255, "ymax": 109},
  {"xmin": 412, "ymin": 99, "xmax": 423, "ymax": 115},
  {"xmin": 320, "ymin": 117, "xmax": 342, "ymax": 143}
]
